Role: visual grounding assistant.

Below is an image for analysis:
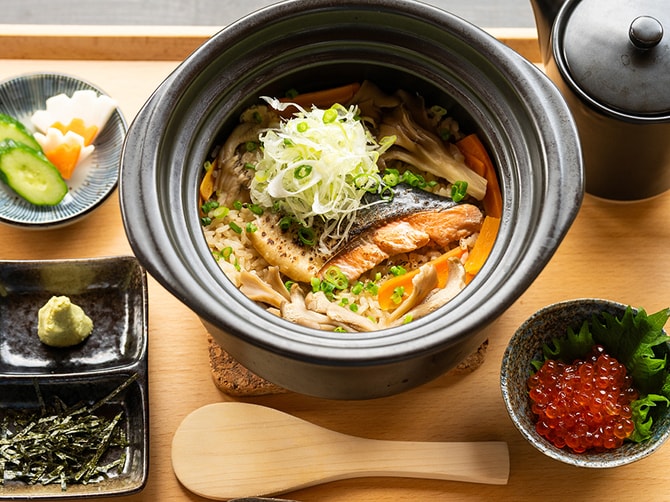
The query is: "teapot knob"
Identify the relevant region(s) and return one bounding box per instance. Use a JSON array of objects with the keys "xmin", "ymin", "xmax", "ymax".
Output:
[{"xmin": 629, "ymin": 16, "xmax": 664, "ymax": 50}]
